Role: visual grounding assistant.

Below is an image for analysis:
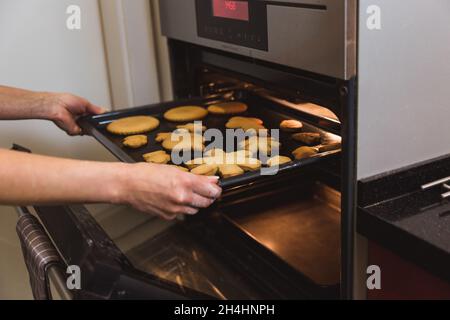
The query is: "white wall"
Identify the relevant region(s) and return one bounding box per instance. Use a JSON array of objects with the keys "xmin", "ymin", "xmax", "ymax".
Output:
[
  {"xmin": 0, "ymin": 0, "xmax": 118, "ymax": 299},
  {"xmin": 99, "ymin": 0, "xmax": 170, "ymax": 109},
  {"xmin": 0, "ymin": 0, "xmax": 114, "ymax": 161},
  {"xmin": 358, "ymin": 0, "xmax": 450, "ymax": 179}
]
